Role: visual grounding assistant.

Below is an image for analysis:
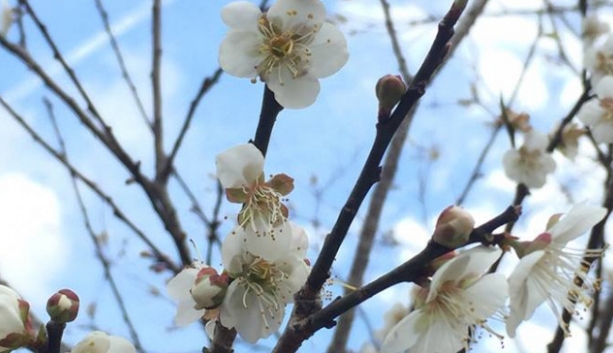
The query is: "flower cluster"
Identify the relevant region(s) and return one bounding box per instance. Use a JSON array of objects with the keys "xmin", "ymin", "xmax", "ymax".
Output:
[
  {"xmin": 218, "ymin": 0, "xmax": 349, "ymax": 108},
  {"xmin": 168, "ymin": 143, "xmax": 310, "ymax": 343},
  {"xmin": 377, "ymin": 204, "xmax": 606, "ymax": 353}
]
